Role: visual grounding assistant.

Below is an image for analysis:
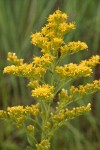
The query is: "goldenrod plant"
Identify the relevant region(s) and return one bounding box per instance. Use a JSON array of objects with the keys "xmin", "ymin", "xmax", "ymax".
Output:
[{"xmin": 0, "ymin": 10, "xmax": 100, "ymax": 150}]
